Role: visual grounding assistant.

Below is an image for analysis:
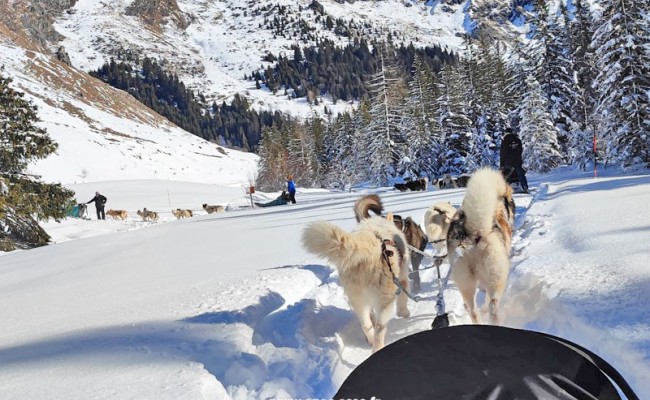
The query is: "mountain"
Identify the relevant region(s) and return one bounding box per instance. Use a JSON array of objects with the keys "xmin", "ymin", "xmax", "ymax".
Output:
[
  {"xmin": 7, "ymin": 0, "xmax": 474, "ymax": 117},
  {"xmin": 0, "ymin": 0, "xmax": 486, "ymax": 184},
  {"xmin": 0, "ymin": 17, "xmax": 258, "ymax": 185}
]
